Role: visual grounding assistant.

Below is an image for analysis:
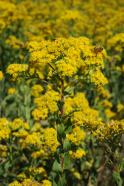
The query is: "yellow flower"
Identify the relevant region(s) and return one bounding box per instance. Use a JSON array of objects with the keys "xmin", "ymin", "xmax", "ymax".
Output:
[
  {"xmin": 21, "ymin": 179, "xmax": 41, "ymax": 186},
  {"xmin": 64, "ymin": 93, "xmax": 89, "ymax": 115},
  {"xmin": 31, "ymin": 149, "xmax": 45, "ymax": 159},
  {"xmin": 6, "ymin": 36, "xmax": 23, "ymax": 49},
  {"xmin": 13, "ymin": 129, "xmax": 28, "ymax": 138},
  {"xmin": 0, "ymin": 144, "xmax": 7, "ymax": 157},
  {"xmin": 17, "ymin": 173, "xmax": 26, "ymax": 180},
  {"xmin": 27, "ymin": 37, "xmax": 106, "ymax": 82},
  {"xmin": 6, "ymin": 64, "xmax": 28, "ymax": 80},
  {"xmin": 0, "ymin": 71, "xmax": 4, "ymax": 81},
  {"xmin": 7, "ymin": 88, "xmax": 16, "ymax": 95},
  {"xmin": 93, "ymin": 120, "xmax": 124, "ymax": 141},
  {"xmin": 29, "ymin": 166, "xmax": 47, "ymax": 177},
  {"xmin": 72, "ymin": 171, "xmax": 81, "ymax": 180},
  {"xmin": 44, "ymin": 128, "xmax": 59, "ymax": 153},
  {"xmin": 69, "ymin": 149, "xmax": 86, "ymax": 159},
  {"xmin": 32, "ymin": 89, "xmax": 60, "ymax": 120},
  {"xmin": 117, "ymin": 103, "xmax": 124, "ymax": 112},
  {"xmin": 9, "ymin": 181, "xmax": 21, "ymax": 186},
  {"xmin": 42, "ymin": 180, "xmax": 52, "ymax": 186},
  {"xmin": 90, "ymin": 70, "xmax": 108, "ymax": 87},
  {"xmin": 10, "ymin": 118, "xmax": 29, "ymax": 131},
  {"xmin": 105, "ymin": 109, "xmax": 115, "ymax": 119},
  {"xmin": 32, "ymin": 108, "xmax": 48, "ymax": 121},
  {"xmin": 24, "ymin": 132, "xmax": 42, "ymax": 147},
  {"xmin": 31, "ymin": 84, "xmax": 44, "ymax": 97},
  {"xmin": 0, "ymin": 128, "xmax": 10, "ymax": 141},
  {"xmin": 66, "ymin": 127, "xmax": 85, "ymax": 145}
]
